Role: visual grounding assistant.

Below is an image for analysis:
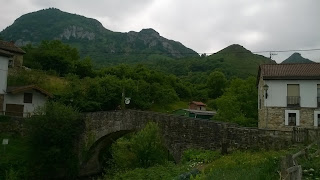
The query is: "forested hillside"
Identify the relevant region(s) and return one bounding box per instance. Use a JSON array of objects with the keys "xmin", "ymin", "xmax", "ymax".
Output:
[{"xmin": 0, "ymin": 8, "xmax": 198, "ymax": 64}]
